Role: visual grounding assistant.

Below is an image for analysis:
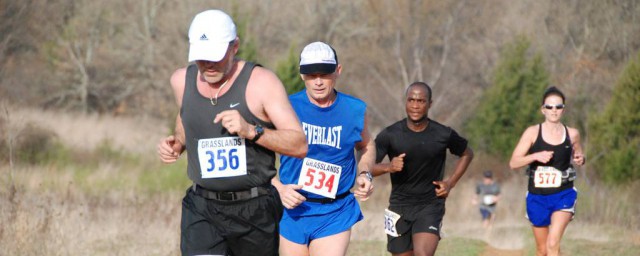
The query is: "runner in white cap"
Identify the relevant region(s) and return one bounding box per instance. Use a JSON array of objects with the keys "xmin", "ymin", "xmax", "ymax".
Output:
[
  {"xmin": 273, "ymin": 41, "xmax": 375, "ymax": 256},
  {"xmin": 157, "ymin": 9, "xmax": 307, "ymax": 256}
]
